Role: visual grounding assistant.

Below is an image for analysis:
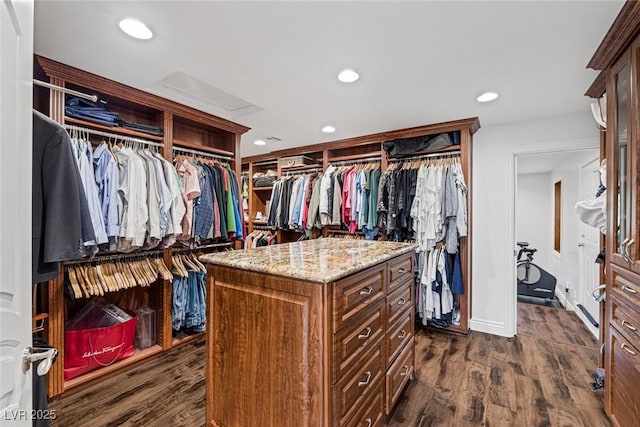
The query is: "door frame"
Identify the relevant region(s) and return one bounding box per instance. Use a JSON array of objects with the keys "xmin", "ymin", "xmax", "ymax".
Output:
[{"xmin": 508, "ymin": 141, "xmax": 599, "ymax": 336}]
